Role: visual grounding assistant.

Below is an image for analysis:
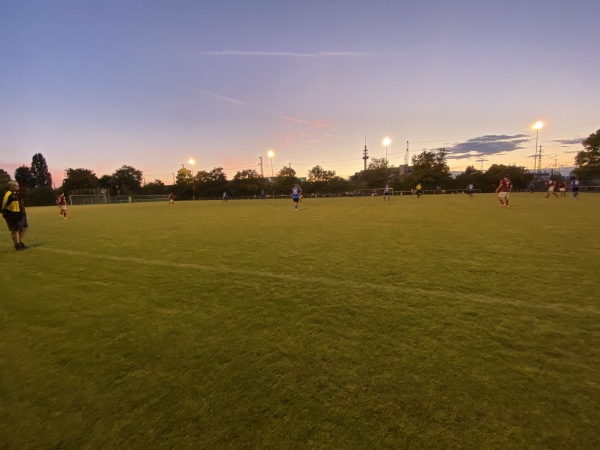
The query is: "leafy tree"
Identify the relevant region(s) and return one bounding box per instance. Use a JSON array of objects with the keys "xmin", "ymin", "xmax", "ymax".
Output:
[
  {"xmin": 141, "ymin": 179, "xmax": 167, "ymax": 195},
  {"xmin": 410, "ymin": 148, "xmax": 451, "ymax": 188},
  {"xmin": 112, "ymin": 165, "xmax": 143, "ymax": 194},
  {"xmin": 272, "ymin": 166, "xmax": 298, "ymax": 195},
  {"xmin": 99, "ymin": 175, "xmax": 112, "ymax": 189},
  {"xmin": 305, "ymin": 165, "xmax": 343, "ymax": 194},
  {"xmin": 61, "ymin": 168, "xmax": 99, "ymax": 193},
  {"xmin": 25, "ymin": 186, "xmax": 56, "ymax": 206},
  {"xmin": 322, "ymin": 175, "xmax": 349, "ymax": 194},
  {"xmin": 454, "ymin": 165, "xmax": 485, "ymax": 191},
  {"xmin": 362, "ymin": 157, "xmax": 391, "ymax": 188},
  {"xmin": 483, "ymin": 164, "xmax": 532, "ymax": 192},
  {"xmin": 573, "ymin": 128, "xmax": 600, "ymax": 180},
  {"xmin": 0, "ymin": 168, "xmax": 10, "ymax": 191},
  {"xmin": 196, "ymin": 167, "xmax": 228, "ymax": 197},
  {"xmin": 14, "ymin": 166, "xmax": 35, "ymax": 188},
  {"xmin": 174, "ymin": 168, "xmax": 193, "ymax": 199},
  {"xmin": 231, "ymin": 169, "xmax": 263, "ymax": 196},
  {"xmin": 31, "ymin": 153, "xmax": 53, "ymax": 188},
  {"xmin": 307, "ymin": 165, "xmax": 336, "ymax": 182},
  {"xmin": 277, "ymin": 166, "xmax": 297, "ymax": 178}
]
